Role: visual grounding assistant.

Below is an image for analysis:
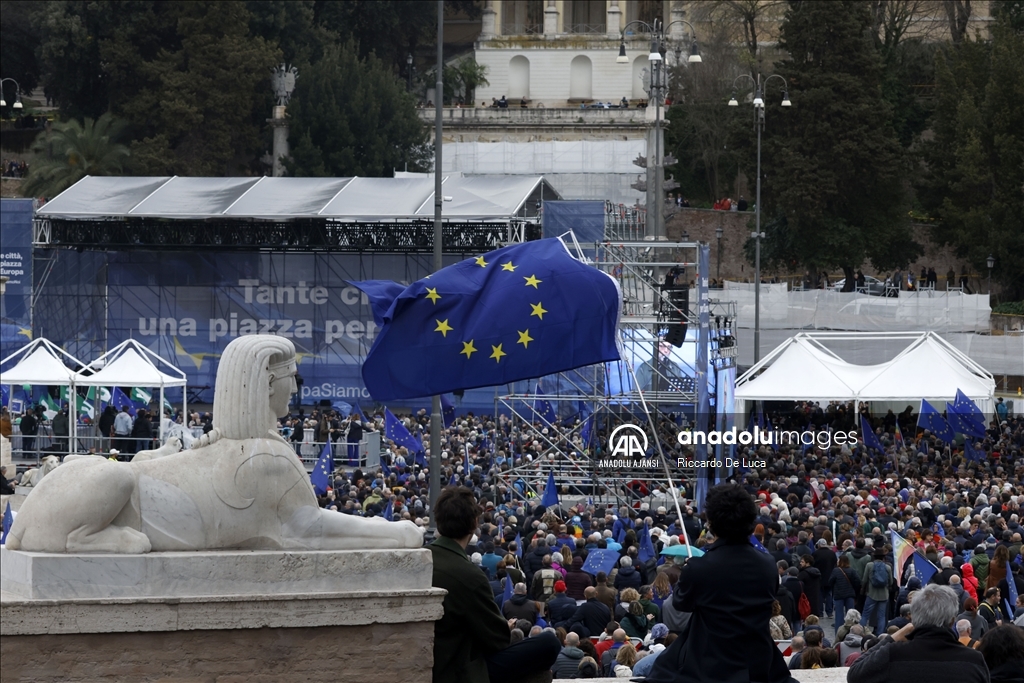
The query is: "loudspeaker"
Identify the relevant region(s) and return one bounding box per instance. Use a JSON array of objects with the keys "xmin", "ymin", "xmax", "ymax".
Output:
[{"xmin": 663, "ymin": 286, "xmax": 689, "ymax": 347}]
